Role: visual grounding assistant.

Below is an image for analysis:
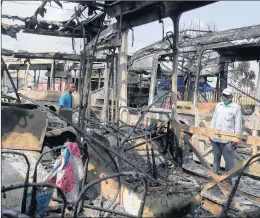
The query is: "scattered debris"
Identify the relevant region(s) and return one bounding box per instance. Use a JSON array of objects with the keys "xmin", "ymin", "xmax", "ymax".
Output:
[{"xmin": 1, "ymin": 1, "xmax": 260, "ymax": 218}]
